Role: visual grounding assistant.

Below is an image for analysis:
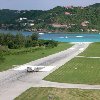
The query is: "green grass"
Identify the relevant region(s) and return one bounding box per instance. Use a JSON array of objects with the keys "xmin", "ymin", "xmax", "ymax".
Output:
[
  {"xmin": 44, "ymin": 58, "xmax": 100, "ymax": 84},
  {"xmin": 80, "ymin": 42, "xmax": 100, "ymax": 57},
  {"xmin": 0, "ymin": 43, "xmax": 72, "ymax": 71},
  {"xmin": 15, "ymin": 87, "xmax": 100, "ymax": 100},
  {"xmin": 44, "ymin": 42, "xmax": 100, "ymax": 84}
]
